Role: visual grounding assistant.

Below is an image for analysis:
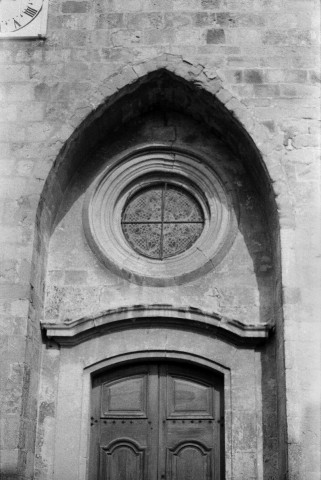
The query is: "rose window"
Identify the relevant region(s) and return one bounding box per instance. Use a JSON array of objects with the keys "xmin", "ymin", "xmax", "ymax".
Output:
[
  {"xmin": 121, "ymin": 183, "xmax": 204, "ymax": 259},
  {"xmin": 84, "ymin": 148, "xmax": 237, "ymax": 285}
]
